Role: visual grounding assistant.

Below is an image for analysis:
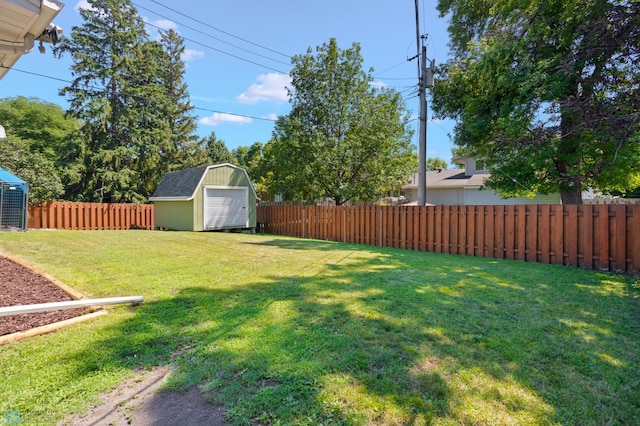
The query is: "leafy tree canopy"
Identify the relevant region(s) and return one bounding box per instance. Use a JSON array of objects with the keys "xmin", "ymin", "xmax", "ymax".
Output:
[
  {"xmin": 426, "ymin": 157, "xmax": 448, "ymax": 171},
  {"xmin": 232, "ymin": 141, "xmax": 264, "ymax": 182},
  {"xmin": 432, "ymin": 0, "xmax": 640, "ymax": 203},
  {"xmin": 0, "ymin": 137, "xmax": 64, "ymax": 201},
  {"xmin": 266, "ymin": 39, "xmax": 416, "ymax": 205},
  {"xmin": 0, "ymin": 96, "xmax": 79, "ymax": 163}
]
